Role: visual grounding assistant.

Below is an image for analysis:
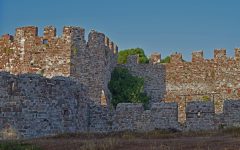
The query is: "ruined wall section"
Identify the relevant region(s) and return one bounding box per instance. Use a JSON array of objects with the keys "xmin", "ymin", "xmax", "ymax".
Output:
[
  {"xmin": 0, "ymin": 26, "xmax": 118, "ymax": 106},
  {"xmin": 120, "ymin": 55, "xmax": 166, "ymax": 104},
  {"xmin": 165, "ymin": 49, "xmax": 240, "ymax": 121},
  {"xmin": 0, "ymin": 72, "xmax": 89, "ymax": 139},
  {"xmin": 124, "ymin": 49, "xmax": 240, "ymax": 121},
  {"xmin": 113, "ymin": 102, "xmax": 179, "ymax": 132},
  {"xmin": 223, "ymin": 100, "xmax": 240, "ymax": 127},
  {"xmin": 185, "ymin": 101, "xmax": 216, "ymax": 131},
  {"xmin": 70, "ymin": 30, "xmax": 118, "ymax": 105}
]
